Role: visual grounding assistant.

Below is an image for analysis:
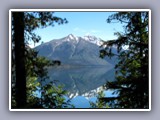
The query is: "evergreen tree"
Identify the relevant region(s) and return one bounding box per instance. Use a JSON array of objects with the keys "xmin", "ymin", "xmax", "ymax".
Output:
[
  {"xmin": 12, "ymin": 12, "xmax": 68, "ymax": 108},
  {"xmin": 12, "ymin": 12, "xmax": 26, "ymax": 108},
  {"xmin": 100, "ymin": 12, "xmax": 149, "ymax": 108}
]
